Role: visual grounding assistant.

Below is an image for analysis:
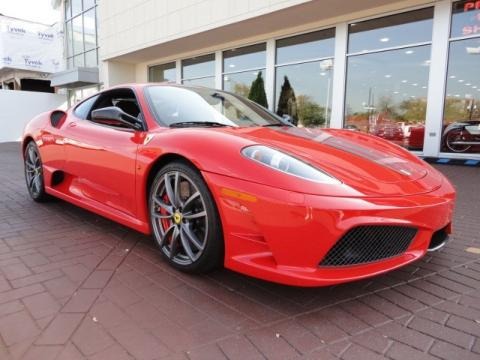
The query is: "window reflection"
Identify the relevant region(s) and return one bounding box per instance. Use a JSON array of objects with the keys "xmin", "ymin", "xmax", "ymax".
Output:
[
  {"xmin": 443, "ymin": 37, "xmax": 480, "ymax": 153},
  {"xmin": 83, "ymin": 9, "xmax": 96, "ymax": 52},
  {"xmin": 65, "ymin": 0, "xmax": 71, "ymax": 19},
  {"xmin": 66, "ymin": 21, "xmax": 73, "ymax": 57},
  {"xmin": 85, "ymin": 50, "xmax": 97, "ymax": 67},
  {"xmin": 224, "ymin": 71, "xmax": 268, "ymax": 108},
  {"xmin": 345, "ymin": 46, "xmax": 431, "ymax": 150},
  {"xmin": 223, "ymin": 44, "xmax": 267, "ymax": 107},
  {"xmin": 346, "ymin": 9, "xmax": 433, "ymax": 151},
  {"xmin": 149, "ymin": 63, "xmax": 176, "ymax": 82},
  {"xmin": 451, "ymin": 0, "xmax": 480, "ymax": 38},
  {"xmin": 348, "ymin": 8, "xmax": 433, "ymax": 53},
  {"xmin": 275, "ymin": 29, "xmax": 335, "ymax": 127},
  {"xmin": 276, "ymin": 29, "xmax": 335, "ymax": 64},
  {"xmin": 74, "ymin": 53, "xmax": 84, "ymax": 67},
  {"xmin": 275, "ymin": 60, "xmax": 333, "ymax": 127},
  {"xmin": 182, "ymin": 54, "xmax": 215, "ymax": 88},
  {"xmin": 72, "ymin": 15, "xmax": 83, "ymax": 55},
  {"xmin": 182, "ymin": 77, "xmax": 215, "ymax": 88},
  {"xmin": 182, "ymin": 54, "xmax": 214, "ymax": 80},
  {"xmin": 223, "ymin": 44, "xmax": 266, "ymax": 72},
  {"xmin": 71, "ymin": 0, "xmax": 82, "ymax": 18},
  {"xmin": 65, "ymin": 1, "xmax": 98, "ymax": 69},
  {"xmin": 83, "ymin": 0, "xmax": 96, "ymax": 10}
]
